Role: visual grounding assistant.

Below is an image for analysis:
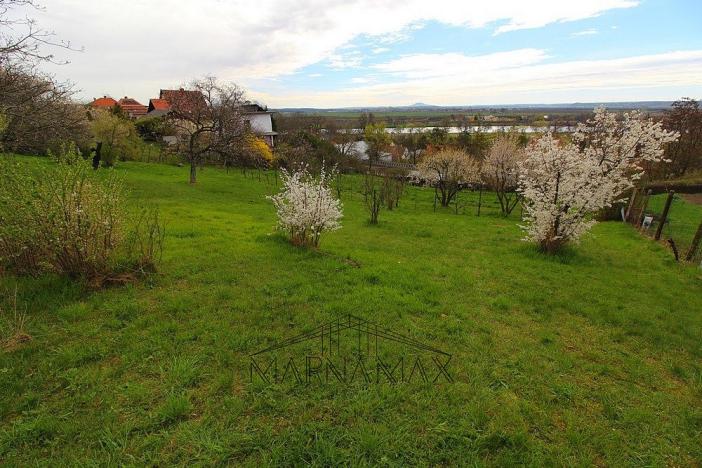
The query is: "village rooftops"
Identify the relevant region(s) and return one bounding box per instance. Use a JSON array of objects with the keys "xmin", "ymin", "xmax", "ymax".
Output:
[
  {"xmin": 89, "ymin": 96, "xmax": 118, "ymax": 109},
  {"xmin": 158, "ymin": 88, "xmax": 207, "ymax": 115},
  {"xmin": 117, "ymin": 97, "xmax": 148, "ymax": 118}
]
